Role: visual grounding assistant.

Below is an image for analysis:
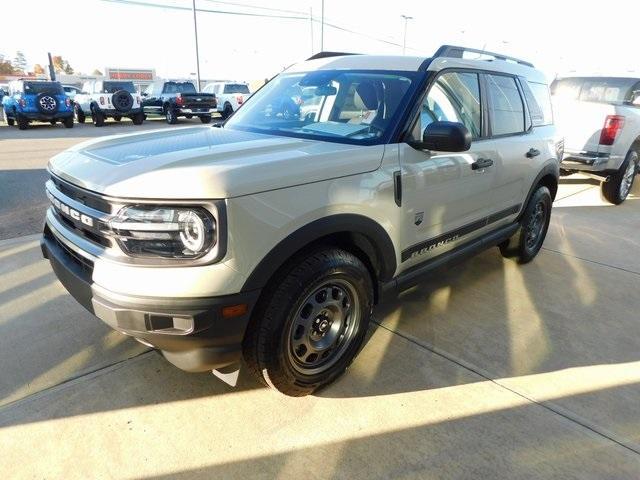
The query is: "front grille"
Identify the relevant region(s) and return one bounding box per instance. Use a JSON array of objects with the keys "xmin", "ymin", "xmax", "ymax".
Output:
[
  {"xmin": 50, "ymin": 175, "xmax": 112, "ymax": 214},
  {"xmin": 57, "ymin": 213, "xmax": 111, "ymax": 248}
]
